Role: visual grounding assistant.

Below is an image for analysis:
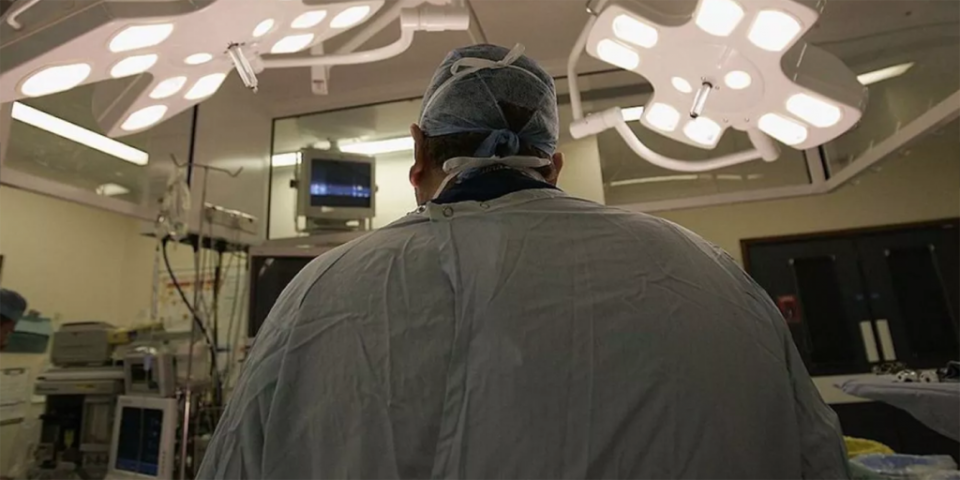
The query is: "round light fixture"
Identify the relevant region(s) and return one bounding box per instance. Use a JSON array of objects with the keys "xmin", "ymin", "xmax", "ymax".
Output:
[
  {"xmin": 253, "ymin": 18, "xmax": 275, "ymax": 37},
  {"xmin": 330, "ymin": 5, "xmax": 370, "ymax": 28},
  {"xmin": 109, "ymin": 24, "xmax": 174, "ymax": 53},
  {"xmin": 671, "ymin": 77, "xmax": 693, "ymax": 93},
  {"xmin": 121, "ymin": 105, "xmax": 168, "ymax": 131},
  {"xmin": 724, "ymin": 70, "xmax": 751, "ymax": 90},
  {"xmin": 21, "ymin": 63, "xmax": 92, "ymax": 97},
  {"xmin": 292, "ymin": 10, "xmax": 327, "ymax": 29},
  {"xmin": 185, "ymin": 53, "xmax": 213, "ymax": 65},
  {"xmin": 150, "ymin": 76, "xmax": 188, "ymax": 99},
  {"xmin": 111, "ymin": 54, "xmax": 158, "ymax": 78}
]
